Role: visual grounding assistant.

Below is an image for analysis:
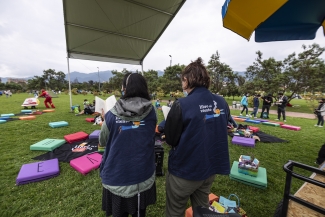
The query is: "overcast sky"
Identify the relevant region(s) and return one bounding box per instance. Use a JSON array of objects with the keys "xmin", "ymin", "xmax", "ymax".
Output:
[{"xmin": 0, "ymin": 0, "xmax": 324, "ymax": 78}]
